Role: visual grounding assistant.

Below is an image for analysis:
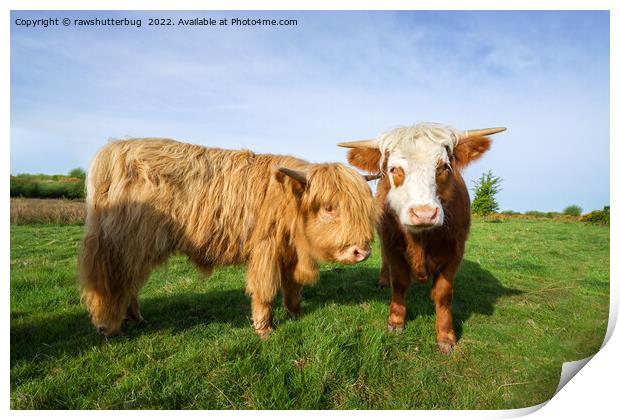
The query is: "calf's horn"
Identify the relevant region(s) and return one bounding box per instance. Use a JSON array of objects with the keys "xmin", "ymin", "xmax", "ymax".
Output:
[
  {"xmin": 458, "ymin": 127, "xmax": 507, "ymax": 139},
  {"xmin": 337, "ymin": 139, "xmax": 379, "ymax": 149},
  {"xmin": 278, "ymin": 167, "xmax": 308, "ymax": 185},
  {"xmin": 364, "ymin": 174, "xmax": 382, "ymax": 181}
]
